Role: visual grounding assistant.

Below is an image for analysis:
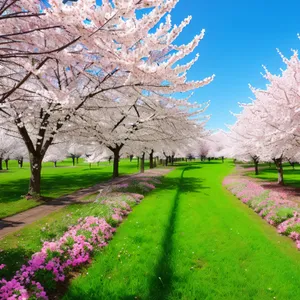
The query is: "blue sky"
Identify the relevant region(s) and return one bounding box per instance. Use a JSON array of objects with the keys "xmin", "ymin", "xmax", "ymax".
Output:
[{"xmin": 168, "ymin": 0, "xmax": 300, "ymax": 130}]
